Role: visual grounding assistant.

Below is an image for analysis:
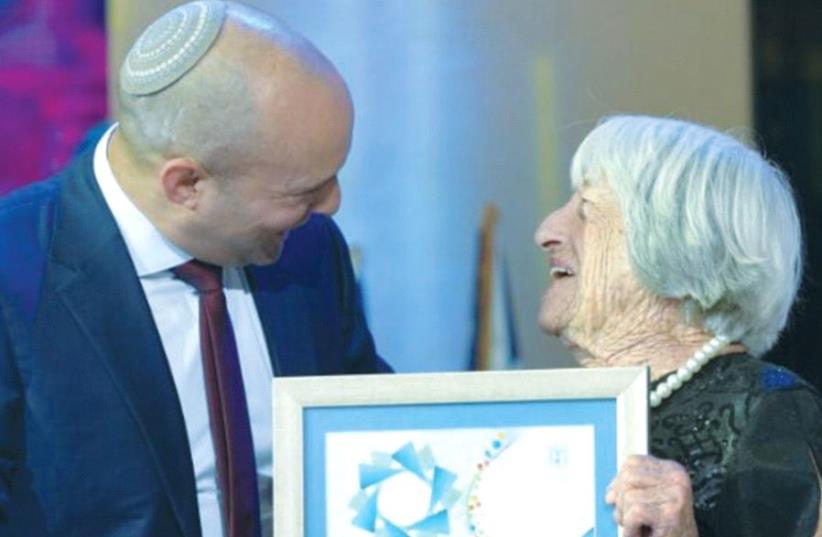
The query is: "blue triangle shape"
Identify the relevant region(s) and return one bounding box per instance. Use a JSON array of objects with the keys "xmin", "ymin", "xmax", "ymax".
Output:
[
  {"xmin": 380, "ymin": 517, "xmax": 411, "ymax": 537},
  {"xmin": 351, "ymin": 489, "xmax": 378, "ymax": 531},
  {"xmin": 359, "ymin": 464, "xmax": 401, "ymax": 489},
  {"xmin": 392, "ymin": 442, "xmax": 427, "ymax": 481},
  {"xmin": 408, "ymin": 510, "xmax": 450, "ymax": 533},
  {"xmin": 429, "ymin": 466, "xmax": 458, "ymax": 510}
]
